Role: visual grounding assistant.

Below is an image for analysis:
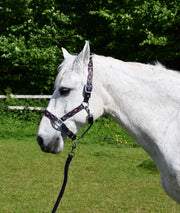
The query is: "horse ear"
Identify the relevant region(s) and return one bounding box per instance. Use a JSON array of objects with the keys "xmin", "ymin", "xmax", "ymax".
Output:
[
  {"xmin": 61, "ymin": 47, "xmax": 72, "ymax": 59},
  {"xmin": 77, "ymin": 41, "xmax": 90, "ymax": 65}
]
